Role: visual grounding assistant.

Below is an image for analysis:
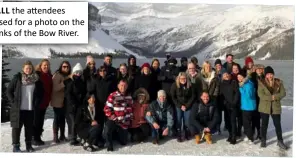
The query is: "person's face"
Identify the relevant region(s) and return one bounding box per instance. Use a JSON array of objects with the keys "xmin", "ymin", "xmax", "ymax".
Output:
[
  {"xmin": 223, "ymin": 73, "xmax": 230, "ymax": 80},
  {"xmin": 232, "ymin": 65, "xmax": 239, "ymax": 74},
  {"xmin": 137, "ymin": 95, "xmax": 145, "ymax": 104},
  {"xmin": 265, "ymin": 73, "xmax": 274, "ymax": 81},
  {"xmin": 179, "ymin": 75, "xmax": 187, "ymax": 85},
  {"xmin": 104, "ymin": 57, "xmax": 112, "ymax": 65},
  {"xmin": 237, "ymin": 75, "xmax": 244, "ymax": 83},
  {"xmin": 152, "ymin": 60, "xmax": 160, "ymax": 69},
  {"xmin": 41, "ymin": 61, "xmax": 49, "ymax": 73},
  {"xmin": 201, "ymin": 92, "xmax": 210, "ymax": 104},
  {"xmin": 130, "ymin": 58, "xmax": 136, "ymax": 65},
  {"xmin": 88, "ymin": 62, "xmax": 95, "ymax": 69},
  {"xmin": 88, "ymin": 96, "xmax": 95, "ymax": 105},
  {"xmin": 73, "ymin": 71, "xmax": 82, "ymax": 77},
  {"xmin": 120, "ymin": 66, "xmax": 127, "ymax": 75},
  {"xmin": 143, "ymin": 67, "xmax": 150, "ymax": 75},
  {"xmin": 256, "ymin": 68, "xmax": 263, "ymax": 75},
  {"xmin": 215, "ymin": 64, "xmax": 222, "ymax": 71},
  {"xmin": 188, "ymin": 63, "xmax": 196, "ymax": 74},
  {"xmin": 158, "ymin": 95, "xmax": 166, "ymax": 103},
  {"xmin": 248, "ymin": 62, "xmax": 254, "ymax": 69},
  {"xmin": 204, "ymin": 64, "xmax": 211, "ymax": 72},
  {"xmin": 227, "ymin": 56, "xmax": 233, "ymax": 63},
  {"xmin": 61, "ymin": 63, "xmax": 69, "ymax": 73},
  {"xmin": 23, "ymin": 65, "xmax": 33, "ymax": 75},
  {"xmin": 99, "ymin": 69, "xmax": 106, "ymax": 78},
  {"xmin": 118, "ymin": 81, "xmax": 128, "ymax": 94}
]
